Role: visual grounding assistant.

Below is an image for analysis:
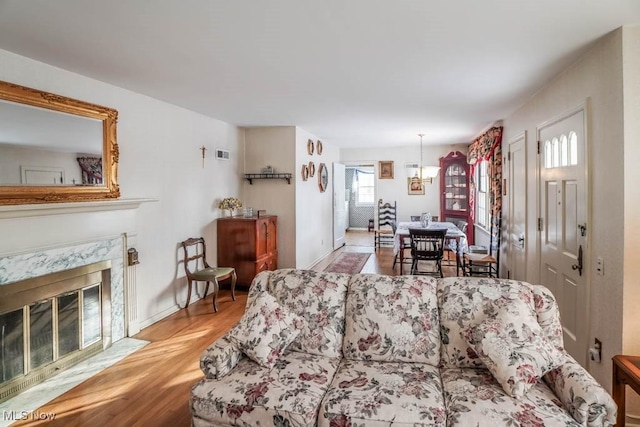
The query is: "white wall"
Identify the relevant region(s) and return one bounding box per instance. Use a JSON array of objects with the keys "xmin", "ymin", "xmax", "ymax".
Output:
[
  {"xmin": 501, "ymin": 29, "xmax": 626, "ymax": 390},
  {"xmin": 295, "ymin": 128, "xmax": 340, "ymax": 268},
  {"xmin": 622, "ymin": 26, "xmax": 640, "ymax": 357},
  {"xmin": 0, "ymin": 144, "xmax": 85, "ymax": 184},
  {"xmin": 340, "ymin": 144, "xmax": 466, "ymax": 222},
  {"xmin": 0, "ymin": 48, "xmax": 242, "ymax": 331},
  {"xmin": 622, "ymin": 26, "xmax": 640, "ymax": 421}
]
